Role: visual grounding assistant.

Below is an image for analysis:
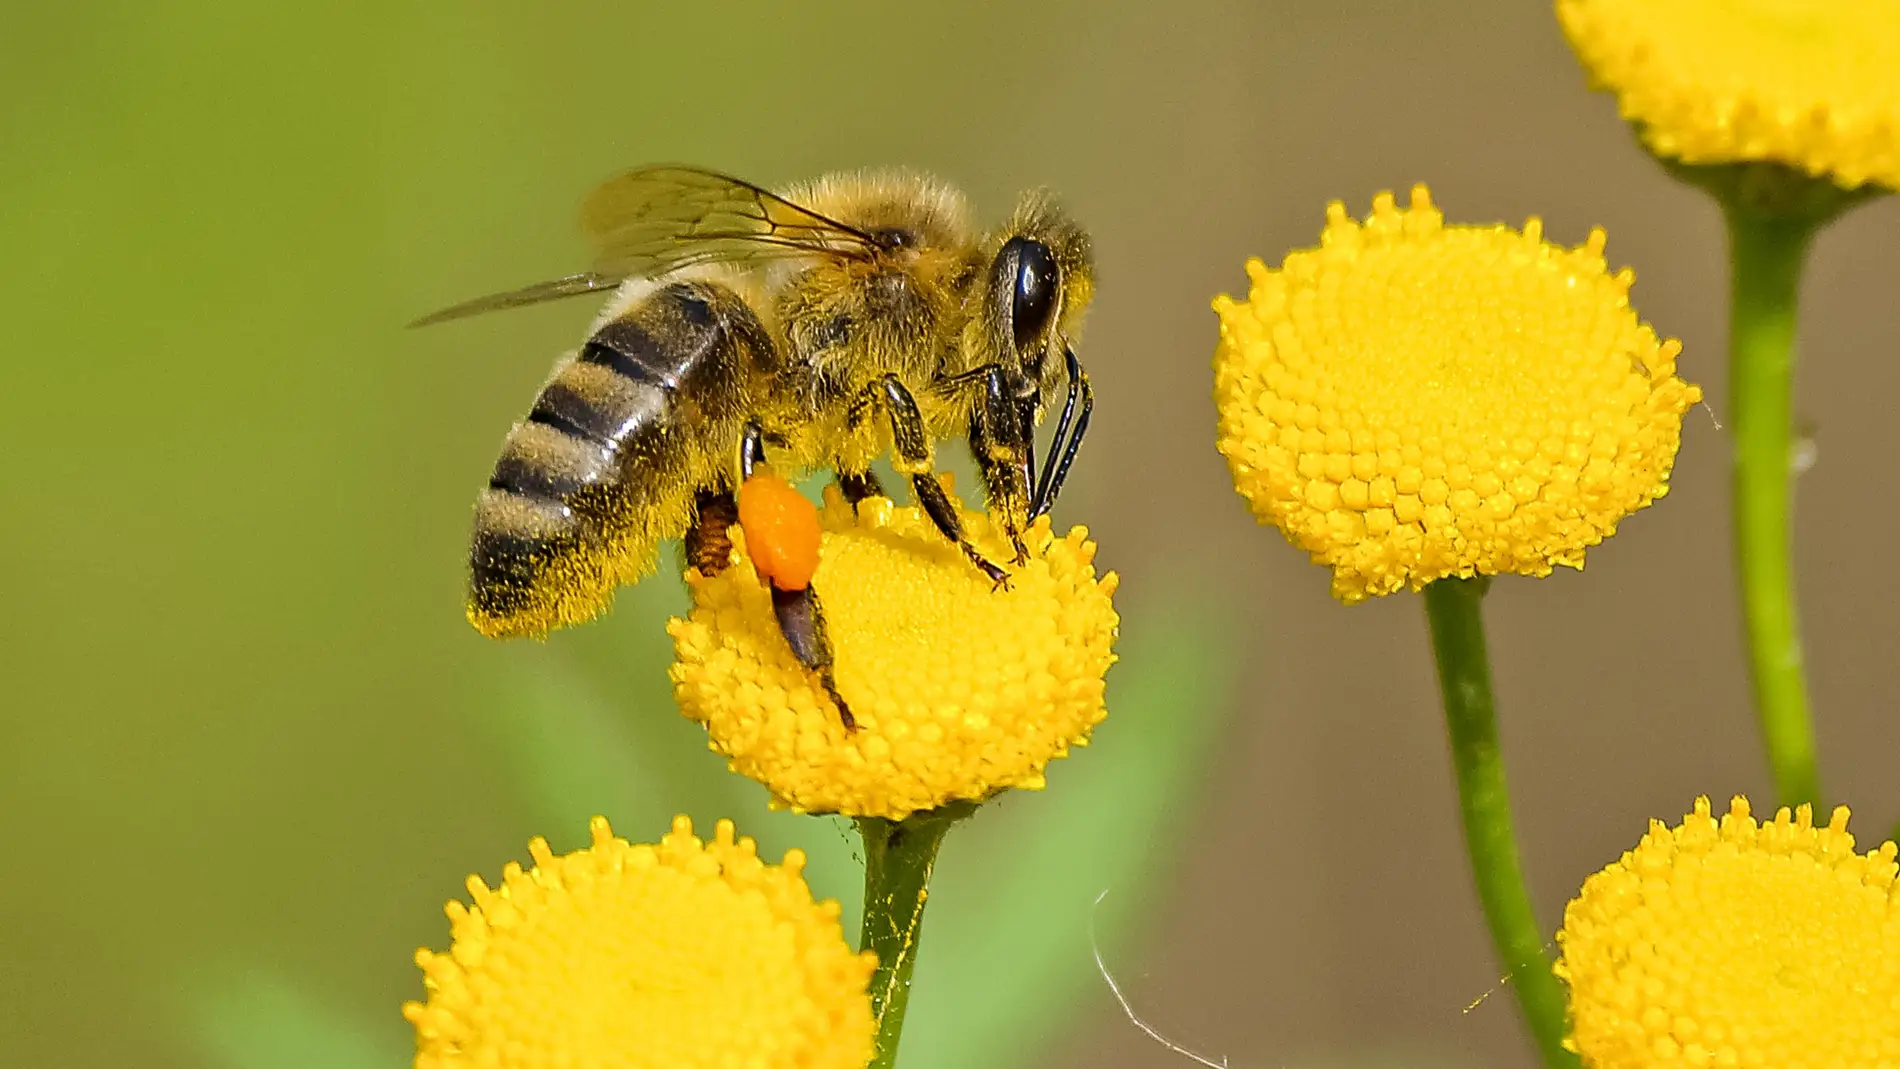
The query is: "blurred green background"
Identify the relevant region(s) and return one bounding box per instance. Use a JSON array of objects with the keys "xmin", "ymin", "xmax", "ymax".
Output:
[{"xmin": 4, "ymin": 3, "xmax": 1897, "ymax": 1069}]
